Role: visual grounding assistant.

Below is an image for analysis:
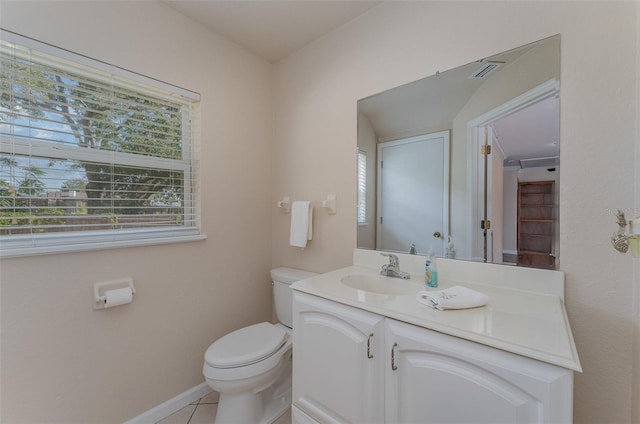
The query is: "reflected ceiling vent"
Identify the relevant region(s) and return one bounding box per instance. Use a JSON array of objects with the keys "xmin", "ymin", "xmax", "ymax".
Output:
[
  {"xmin": 469, "ymin": 61, "xmax": 503, "ymax": 79},
  {"xmin": 519, "ymin": 156, "xmax": 560, "ymax": 169}
]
